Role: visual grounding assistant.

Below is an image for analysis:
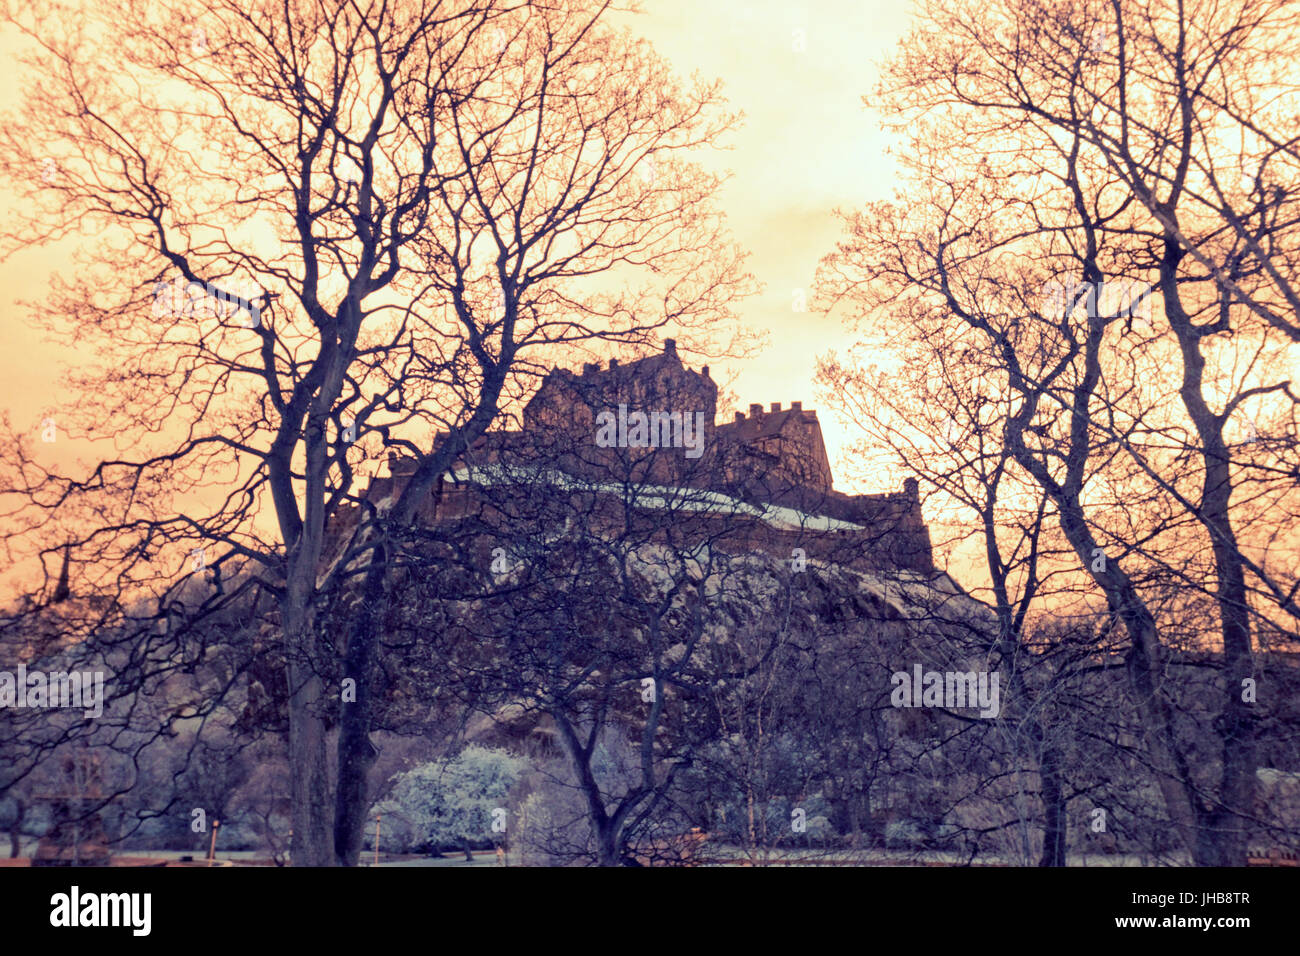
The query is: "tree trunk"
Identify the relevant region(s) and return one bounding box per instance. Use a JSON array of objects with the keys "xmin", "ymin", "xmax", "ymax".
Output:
[
  {"xmin": 595, "ymin": 823, "xmax": 622, "ymax": 867},
  {"xmin": 8, "ymin": 797, "xmax": 21, "ymax": 858},
  {"xmin": 287, "ymin": 654, "xmax": 333, "ymax": 866},
  {"xmin": 331, "ymin": 373, "xmax": 510, "ymax": 865},
  {"xmin": 332, "ymin": 540, "xmax": 390, "ymax": 866},
  {"xmin": 1163, "ymin": 250, "xmax": 1257, "ymax": 866},
  {"xmin": 1037, "ymin": 742, "xmax": 1067, "ymax": 867},
  {"xmin": 1000, "ymin": 307, "xmax": 1203, "ymax": 862},
  {"xmin": 989, "ymin": 571, "xmax": 1067, "ymax": 867},
  {"xmin": 1008, "ymin": 437, "xmax": 1202, "ymax": 859},
  {"xmin": 279, "ymin": 395, "xmax": 342, "ymax": 867}
]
